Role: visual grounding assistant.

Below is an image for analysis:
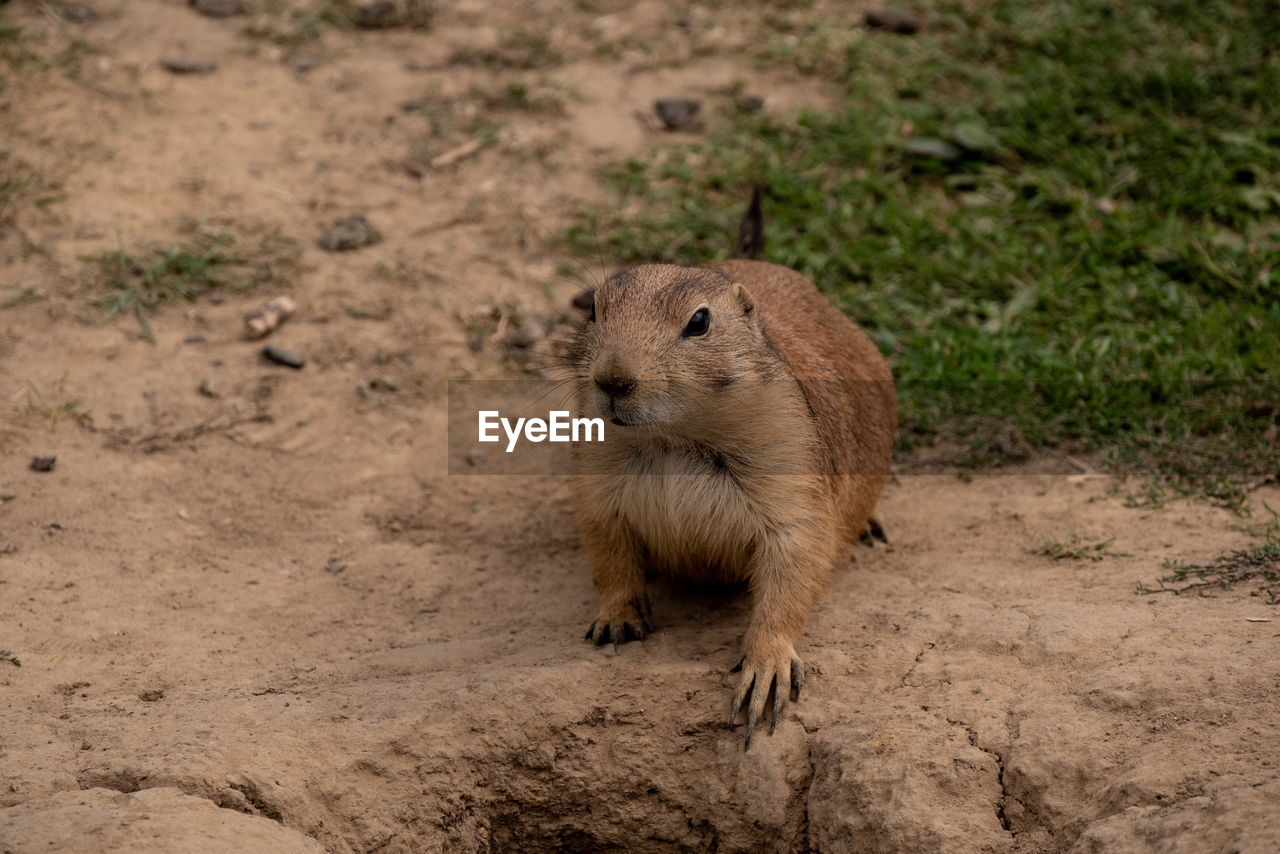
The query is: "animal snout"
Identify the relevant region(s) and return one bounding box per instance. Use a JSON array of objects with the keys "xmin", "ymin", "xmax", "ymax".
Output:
[{"xmin": 594, "ymin": 373, "xmax": 637, "ymax": 398}]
